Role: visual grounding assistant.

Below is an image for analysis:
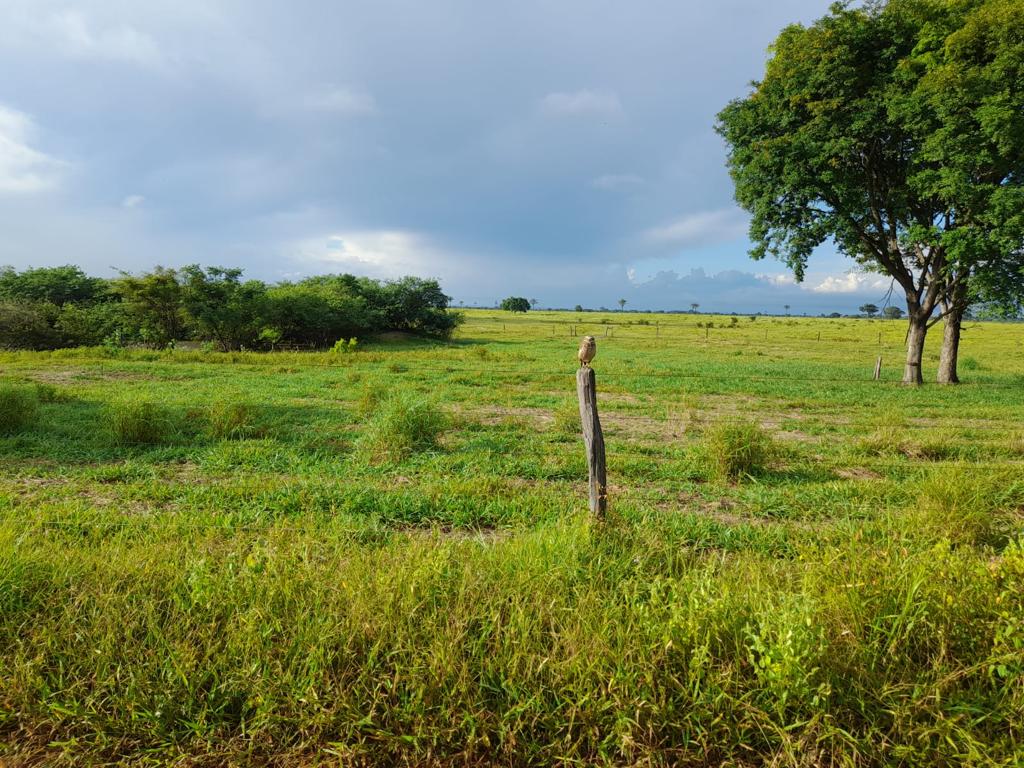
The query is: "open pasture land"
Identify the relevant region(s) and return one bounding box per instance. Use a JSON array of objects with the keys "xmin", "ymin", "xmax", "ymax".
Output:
[{"xmin": 2, "ymin": 310, "xmax": 1024, "ymax": 766}]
